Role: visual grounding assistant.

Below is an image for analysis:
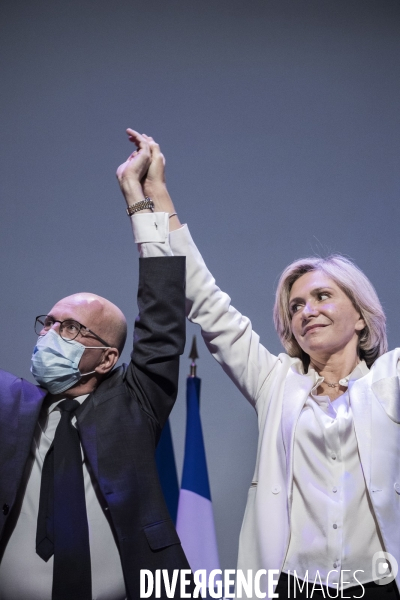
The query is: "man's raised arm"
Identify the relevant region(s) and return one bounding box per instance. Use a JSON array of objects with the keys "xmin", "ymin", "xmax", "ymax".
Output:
[{"xmin": 116, "ymin": 131, "xmax": 186, "ymax": 431}]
